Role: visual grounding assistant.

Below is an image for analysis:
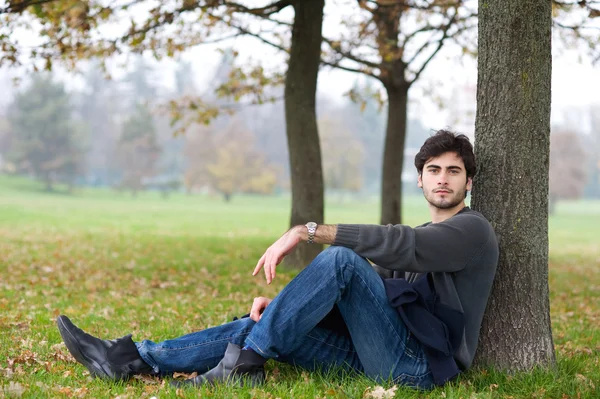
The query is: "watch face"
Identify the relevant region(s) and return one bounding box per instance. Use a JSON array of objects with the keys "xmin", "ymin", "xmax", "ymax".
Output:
[{"xmin": 306, "ymin": 222, "xmax": 317, "ymax": 229}]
